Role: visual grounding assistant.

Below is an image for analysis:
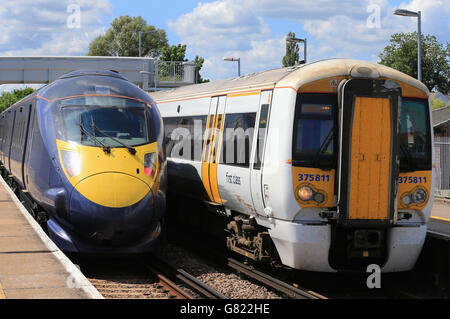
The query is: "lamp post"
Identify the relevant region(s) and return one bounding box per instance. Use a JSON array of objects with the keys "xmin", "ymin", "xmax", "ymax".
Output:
[
  {"xmin": 223, "ymin": 57, "xmax": 240, "ymax": 76},
  {"xmin": 393, "ymin": 9, "xmax": 422, "ymax": 82},
  {"xmin": 139, "ymin": 30, "xmax": 157, "ymax": 57},
  {"xmin": 286, "ymin": 36, "xmax": 307, "ymax": 64}
]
